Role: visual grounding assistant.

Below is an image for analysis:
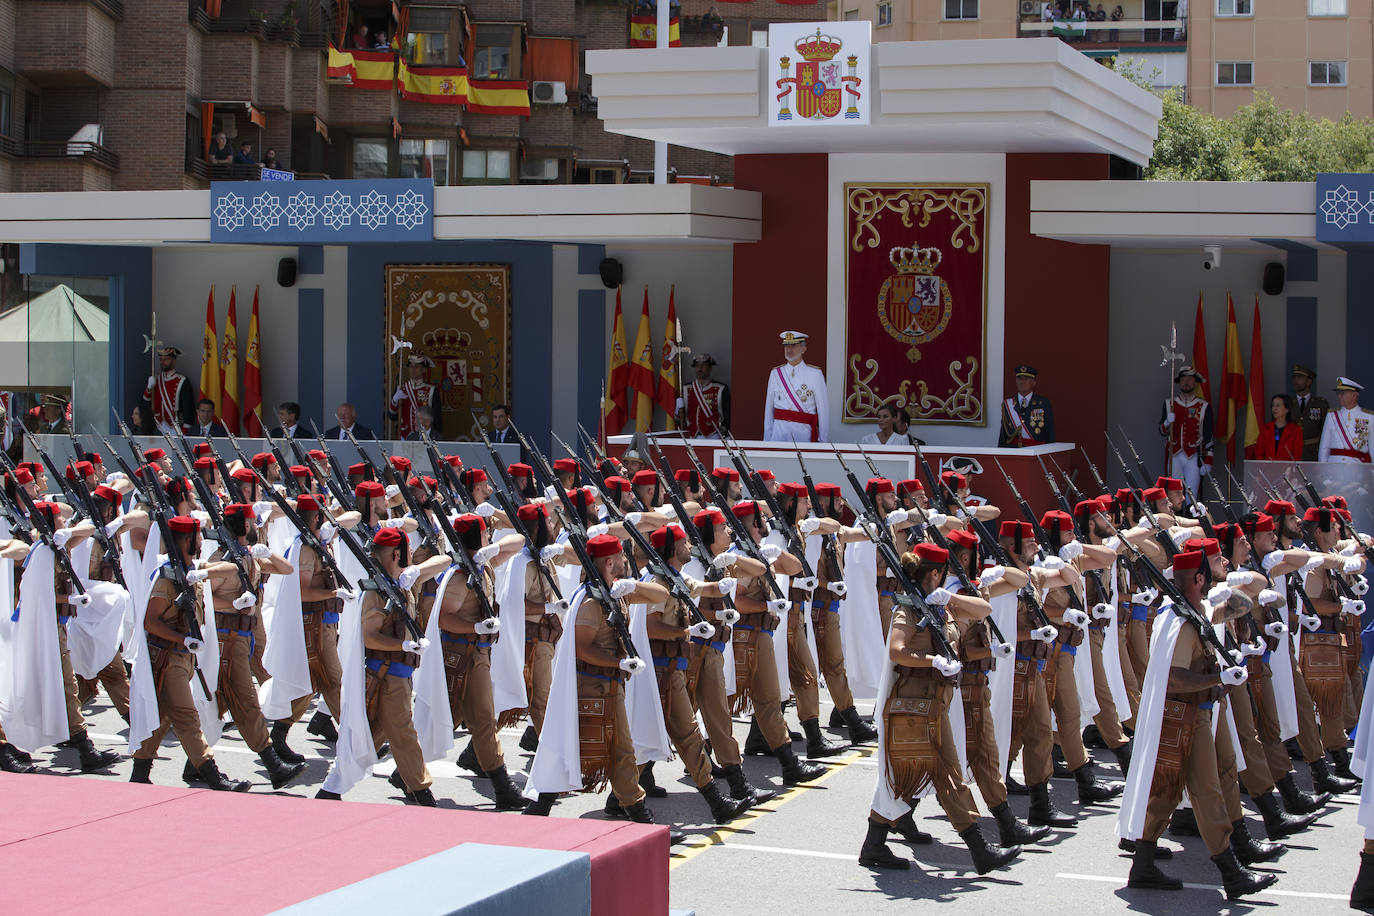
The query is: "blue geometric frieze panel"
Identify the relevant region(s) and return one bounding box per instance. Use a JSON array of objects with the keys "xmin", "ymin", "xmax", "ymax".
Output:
[
  {"xmin": 210, "ymin": 179, "xmax": 433, "ymax": 244},
  {"xmin": 1316, "ymin": 173, "xmax": 1374, "ymax": 244}
]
